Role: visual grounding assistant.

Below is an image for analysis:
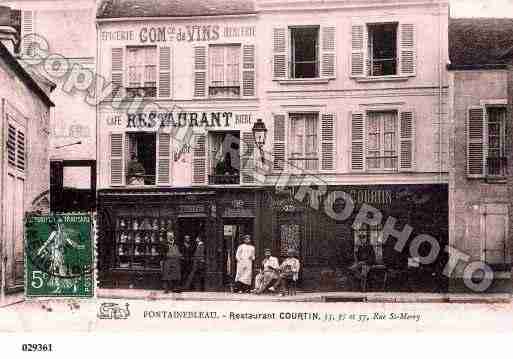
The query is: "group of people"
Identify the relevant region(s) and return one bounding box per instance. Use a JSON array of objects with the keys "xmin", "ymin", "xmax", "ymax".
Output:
[
  {"xmin": 161, "ymin": 233, "xmax": 206, "ymax": 293},
  {"xmin": 234, "ymin": 235, "xmax": 301, "ymax": 296}
]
